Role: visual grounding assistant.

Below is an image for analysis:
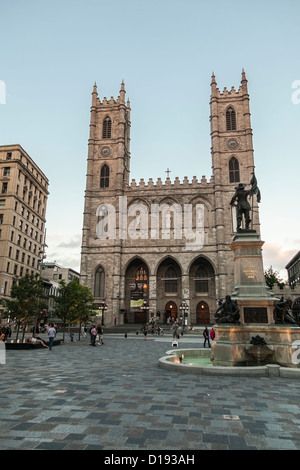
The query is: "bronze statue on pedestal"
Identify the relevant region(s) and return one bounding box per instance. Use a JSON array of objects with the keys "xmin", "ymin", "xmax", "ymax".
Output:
[
  {"xmin": 215, "ymin": 295, "xmax": 240, "ymax": 323},
  {"xmin": 230, "ymin": 172, "xmax": 261, "ymax": 232}
]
